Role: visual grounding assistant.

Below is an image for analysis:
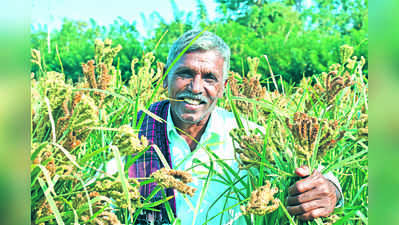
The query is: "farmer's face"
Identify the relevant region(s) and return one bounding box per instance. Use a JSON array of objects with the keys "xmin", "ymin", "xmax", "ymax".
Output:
[{"xmin": 165, "ymin": 50, "xmax": 225, "ymax": 126}]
